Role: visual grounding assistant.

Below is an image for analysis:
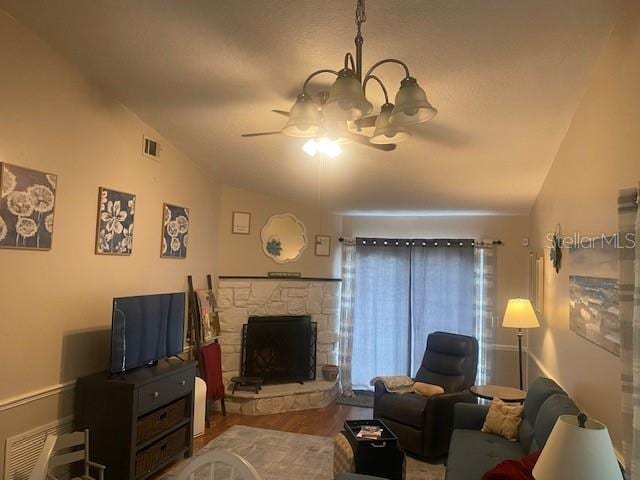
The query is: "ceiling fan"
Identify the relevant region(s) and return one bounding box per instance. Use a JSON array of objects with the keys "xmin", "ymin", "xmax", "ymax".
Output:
[{"xmin": 241, "ymin": 0, "xmax": 438, "ymax": 157}]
